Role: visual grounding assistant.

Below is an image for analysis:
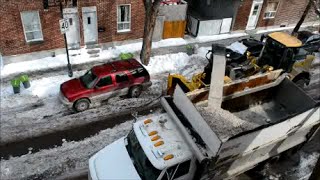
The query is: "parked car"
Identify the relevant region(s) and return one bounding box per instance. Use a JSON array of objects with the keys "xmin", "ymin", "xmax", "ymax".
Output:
[{"xmin": 59, "ymin": 59, "xmax": 152, "ymax": 112}]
